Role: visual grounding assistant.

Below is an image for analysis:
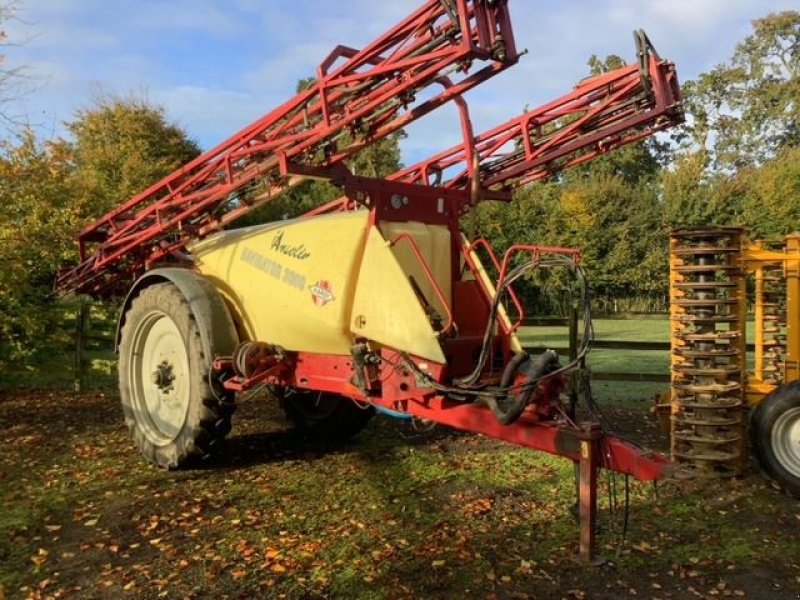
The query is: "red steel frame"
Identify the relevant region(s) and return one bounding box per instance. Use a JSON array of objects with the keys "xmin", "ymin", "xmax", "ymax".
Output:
[
  {"xmin": 56, "ymin": 0, "xmax": 517, "ymax": 297},
  {"xmin": 401, "ymin": 39, "xmax": 682, "ymax": 193},
  {"xmin": 308, "ymin": 32, "xmax": 681, "ymax": 219}
]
